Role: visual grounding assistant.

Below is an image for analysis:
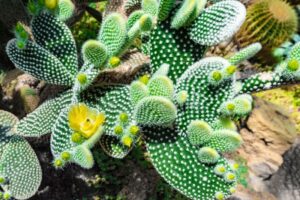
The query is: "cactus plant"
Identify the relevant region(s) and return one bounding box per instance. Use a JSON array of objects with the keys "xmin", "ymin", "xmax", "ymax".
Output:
[
  {"xmin": 0, "ymin": 110, "xmax": 42, "ymax": 200},
  {"xmin": 237, "ymin": 0, "xmax": 298, "ymax": 52},
  {"xmin": 5, "ymin": 0, "xmax": 300, "ymax": 199}
]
